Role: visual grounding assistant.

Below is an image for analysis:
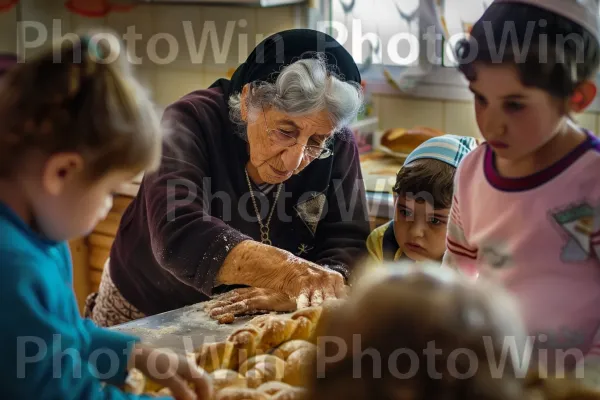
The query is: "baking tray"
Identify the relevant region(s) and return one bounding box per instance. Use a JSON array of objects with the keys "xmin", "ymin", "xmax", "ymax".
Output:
[{"xmin": 111, "ymin": 302, "xmax": 293, "ymax": 353}]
